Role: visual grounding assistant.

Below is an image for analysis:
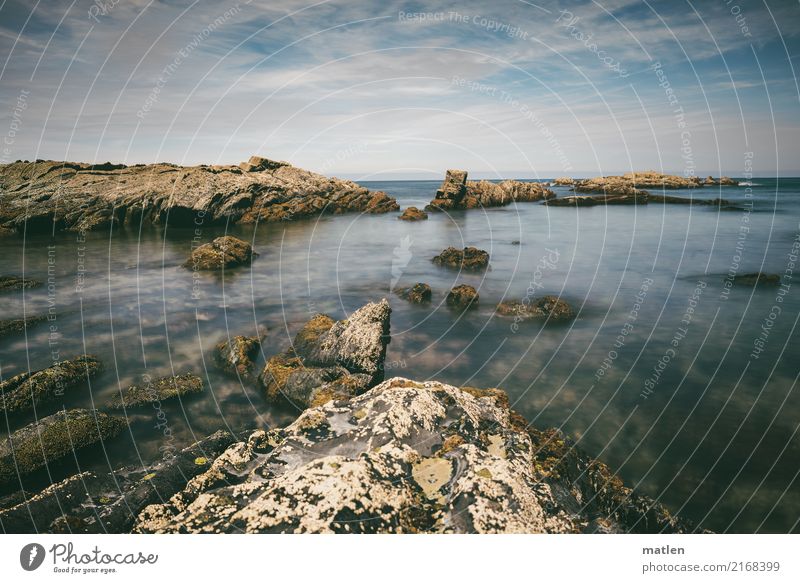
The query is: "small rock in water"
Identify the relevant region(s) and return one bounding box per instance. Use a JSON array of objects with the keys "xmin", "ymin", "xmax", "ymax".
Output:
[
  {"xmin": 0, "ymin": 276, "xmax": 42, "ymax": 292},
  {"xmin": 398, "ymin": 206, "xmax": 428, "ymax": 221},
  {"xmin": 447, "ymin": 285, "xmax": 479, "ymax": 310},
  {"xmin": 106, "ymin": 373, "xmax": 204, "ymax": 408},
  {"xmin": 396, "ymin": 283, "xmax": 432, "ymax": 304},
  {"xmin": 732, "ymin": 272, "xmax": 781, "ymax": 286},
  {"xmin": 214, "ymin": 334, "xmax": 263, "ymax": 377},
  {"xmin": 432, "ymin": 246, "xmax": 490, "ymax": 271},
  {"xmin": 0, "ymin": 314, "xmax": 48, "ymax": 338},
  {"xmin": 183, "ymin": 235, "xmax": 256, "ymax": 271},
  {"xmin": 496, "ymin": 296, "xmax": 575, "ymax": 322}
]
